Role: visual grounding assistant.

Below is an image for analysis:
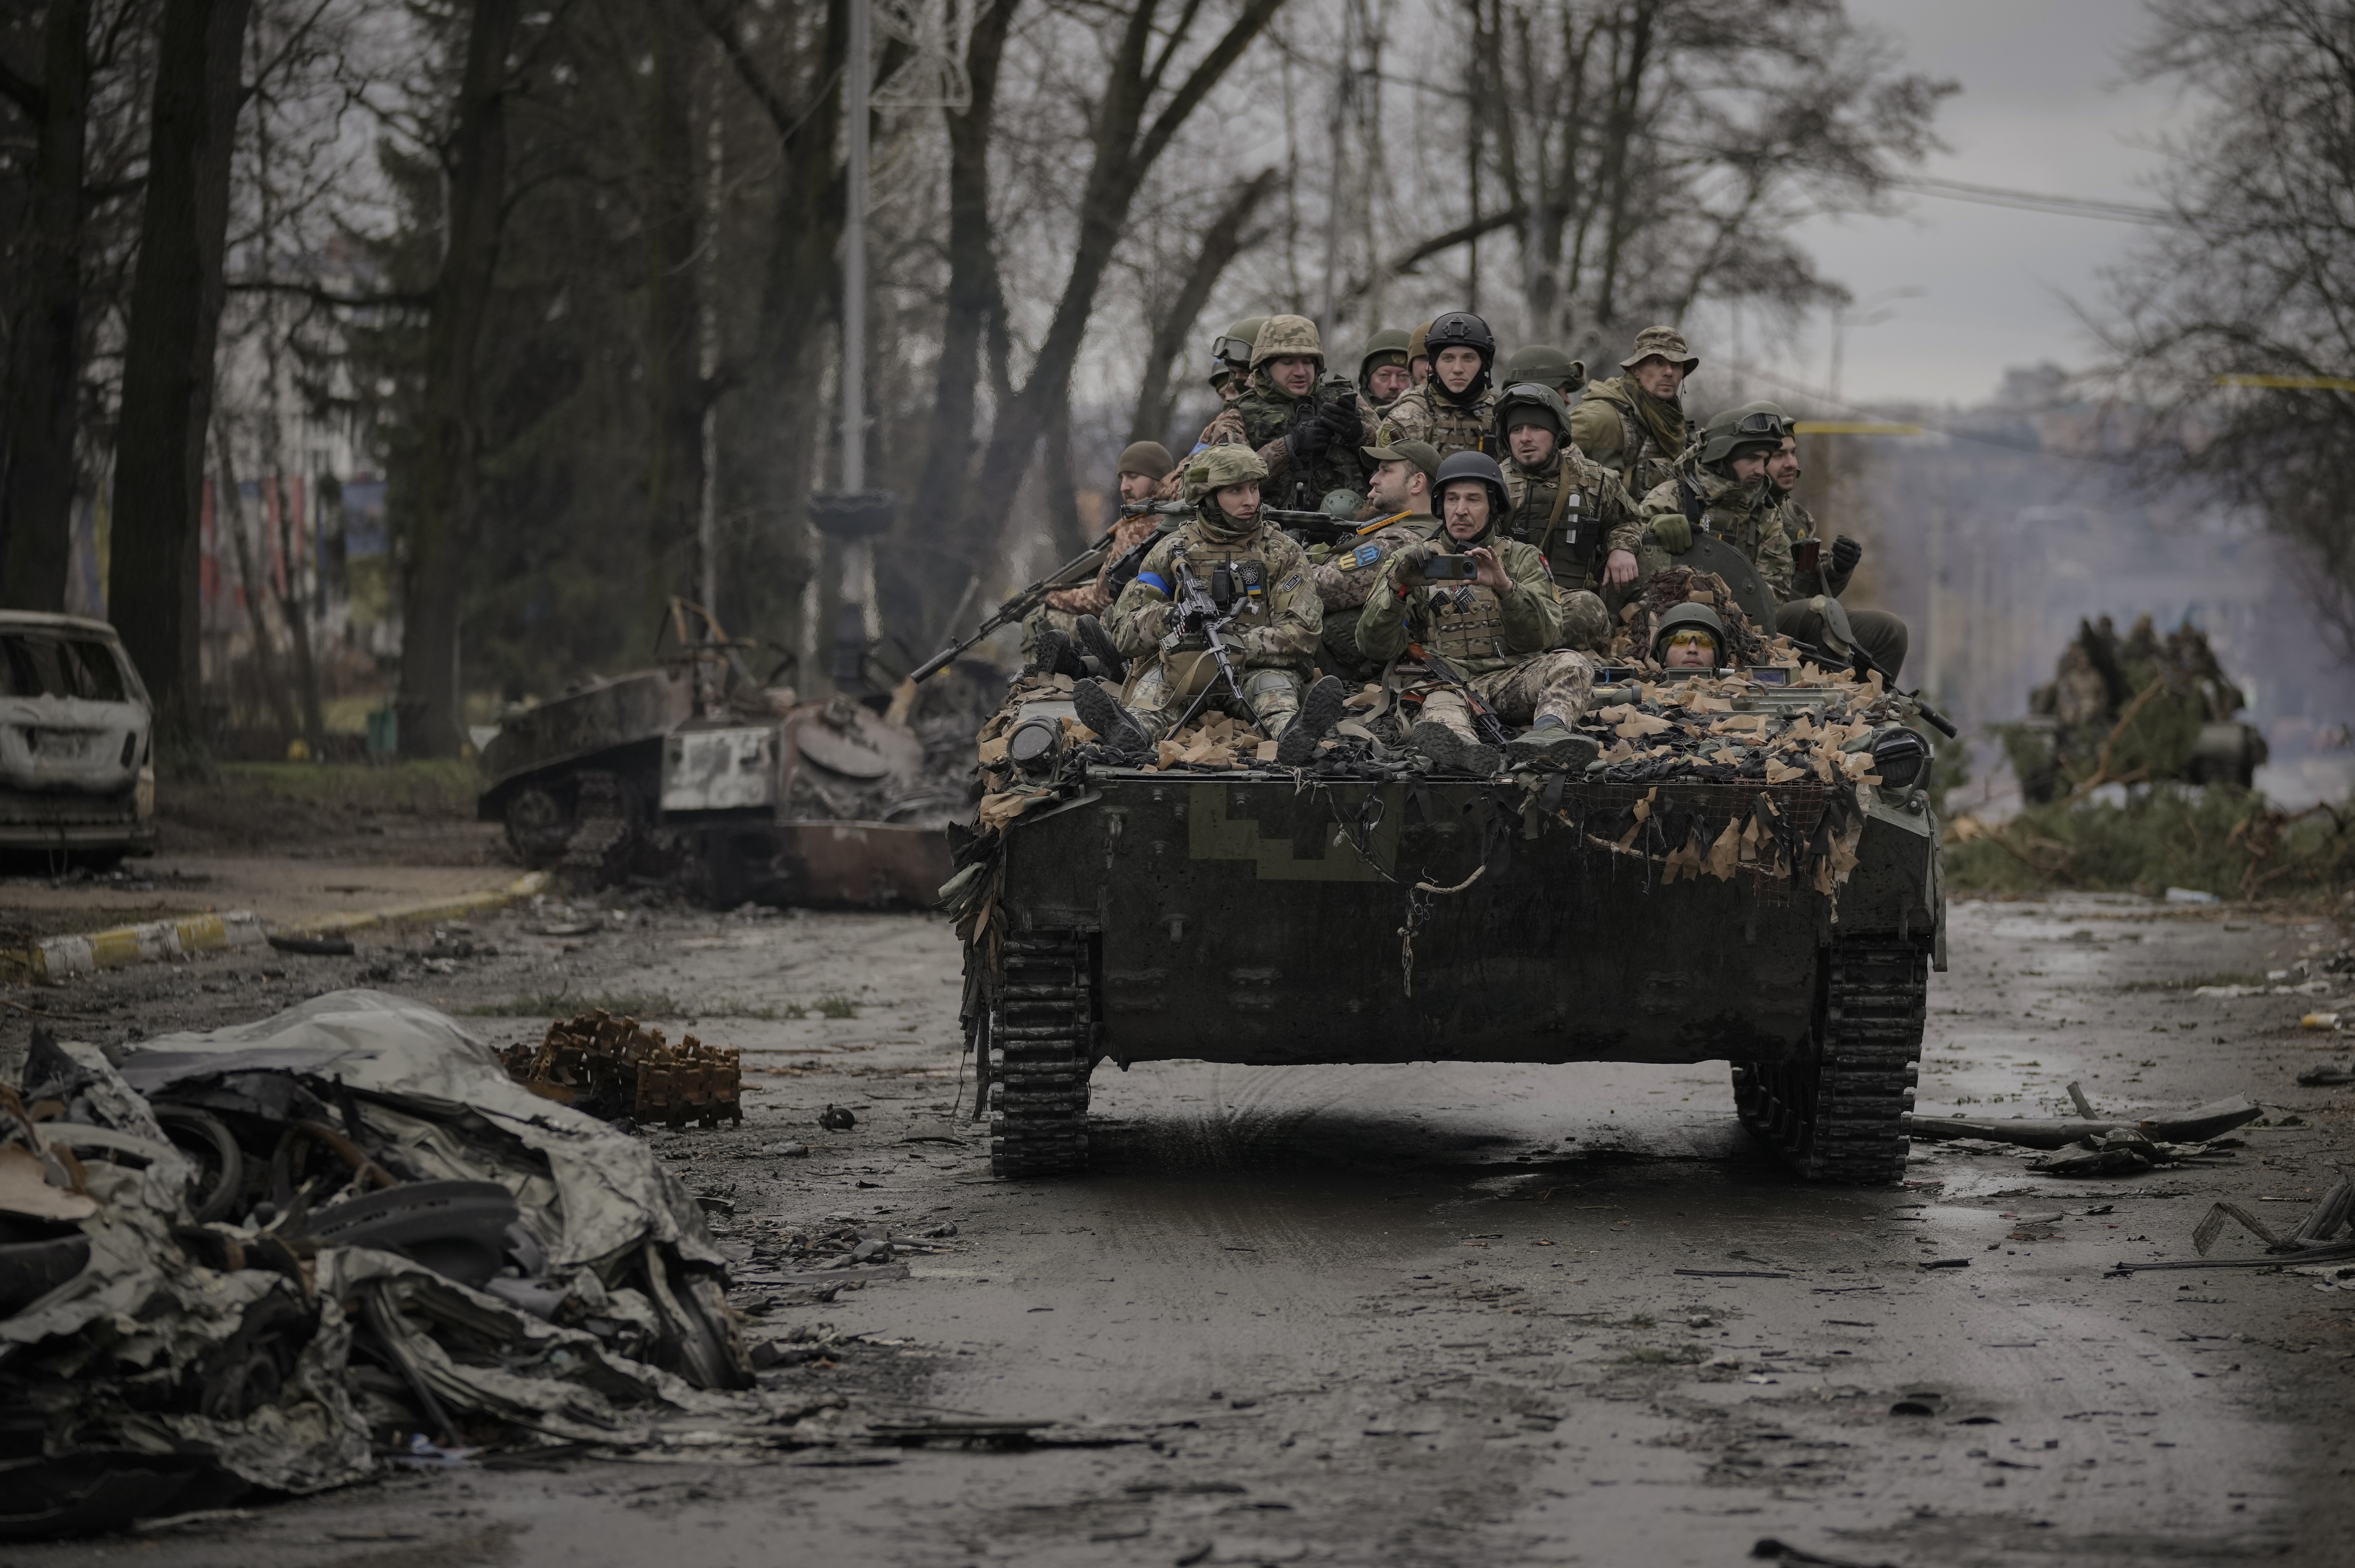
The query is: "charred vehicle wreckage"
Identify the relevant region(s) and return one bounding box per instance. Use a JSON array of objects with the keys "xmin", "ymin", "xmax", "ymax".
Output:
[
  {"xmin": 0, "ymin": 994, "xmax": 815, "ymax": 1540},
  {"xmin": 940, "ymin": 567, "xmax": 1949, "ymax": 1187},
  {"xmin": 474, "ymin": 603, "xmax": 975, "ymax": 907}
]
